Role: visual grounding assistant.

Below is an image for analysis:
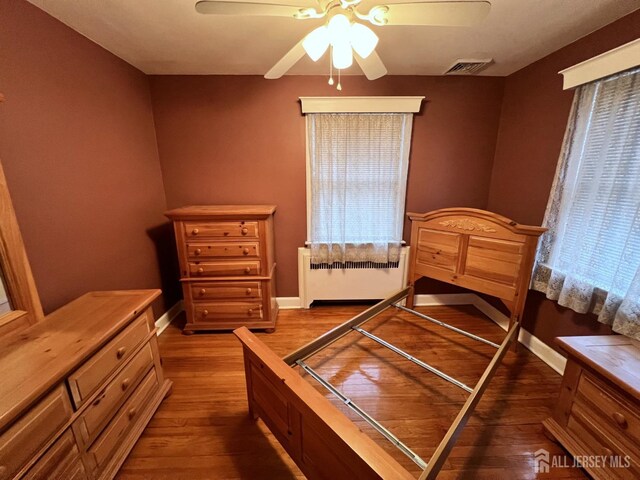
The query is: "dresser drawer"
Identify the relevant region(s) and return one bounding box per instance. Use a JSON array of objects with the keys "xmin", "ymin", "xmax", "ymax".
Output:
[
  {"xmin": 23, "ymin": 429, "xmax": 78, "ymax": 480},
  {"xmin": 68, "ymin": 311, "xmax": 151, "ymax": 407},
  {"xmin": 0, "ymin": 384, "xmax": 73, "ymax": 480},
  {"xmin": 184, "ymin": 221, "xmax": 258, "ymax": 239},
  {"xmin": 194, "ymin": 302, "xmax": 263, "ymax": 322},
  {"xmin": 86, "ymin": 369, "xmax": 158, "ymax": 473},
  {"xmin": 190, "ymin": 282, "xmax": 262, "ymax": 301},
  {"xmin": 187, "ymin": 242, "xmax": 259, "ymax": 259},
  {"xmin": 568, "ymin": 403, "xmax": 639, "ymax": 478},
  {"xmin": 576, "ymin": 374, "xmax": 640, "ymax": 449},
  {"xmin": 189, "ymin": 260, "xmax": 261, "ymax": 277},
  {"xmin": 75, "ymin": 343, "xmax": 154, "ymax": 444}
]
